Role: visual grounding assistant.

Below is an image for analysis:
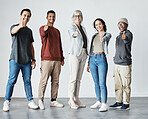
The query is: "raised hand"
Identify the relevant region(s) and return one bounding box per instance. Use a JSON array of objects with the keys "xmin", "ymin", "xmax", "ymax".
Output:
[
  {"xmin": 122, "ymin": 31, "xmax": 126, "ymax": 39},
  {"xmin": 44, "ymin": 25, "xmax": 49, "ymax": 31},
  {"xmin": 73, "ymin": 28, "xmax": 79, "ymax": 37},
  {"xmin": 100, "ymin": 32, "xmax": 104, "ymax": 42},
  {"xmin": 20, "ymin": 18, "xmax": 28, "ymax": 28}
]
